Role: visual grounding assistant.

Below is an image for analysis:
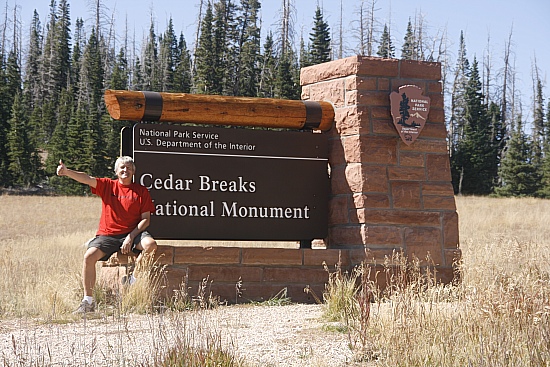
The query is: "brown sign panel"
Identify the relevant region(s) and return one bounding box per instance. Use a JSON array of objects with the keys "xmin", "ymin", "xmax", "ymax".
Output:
[
  {"xmin": 389, "ymin": 85, "xmax": 431, "ymax": 145},
  {"xmin": 124, "ymin": 124, "xmax": 329, "ymax": 241}
]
